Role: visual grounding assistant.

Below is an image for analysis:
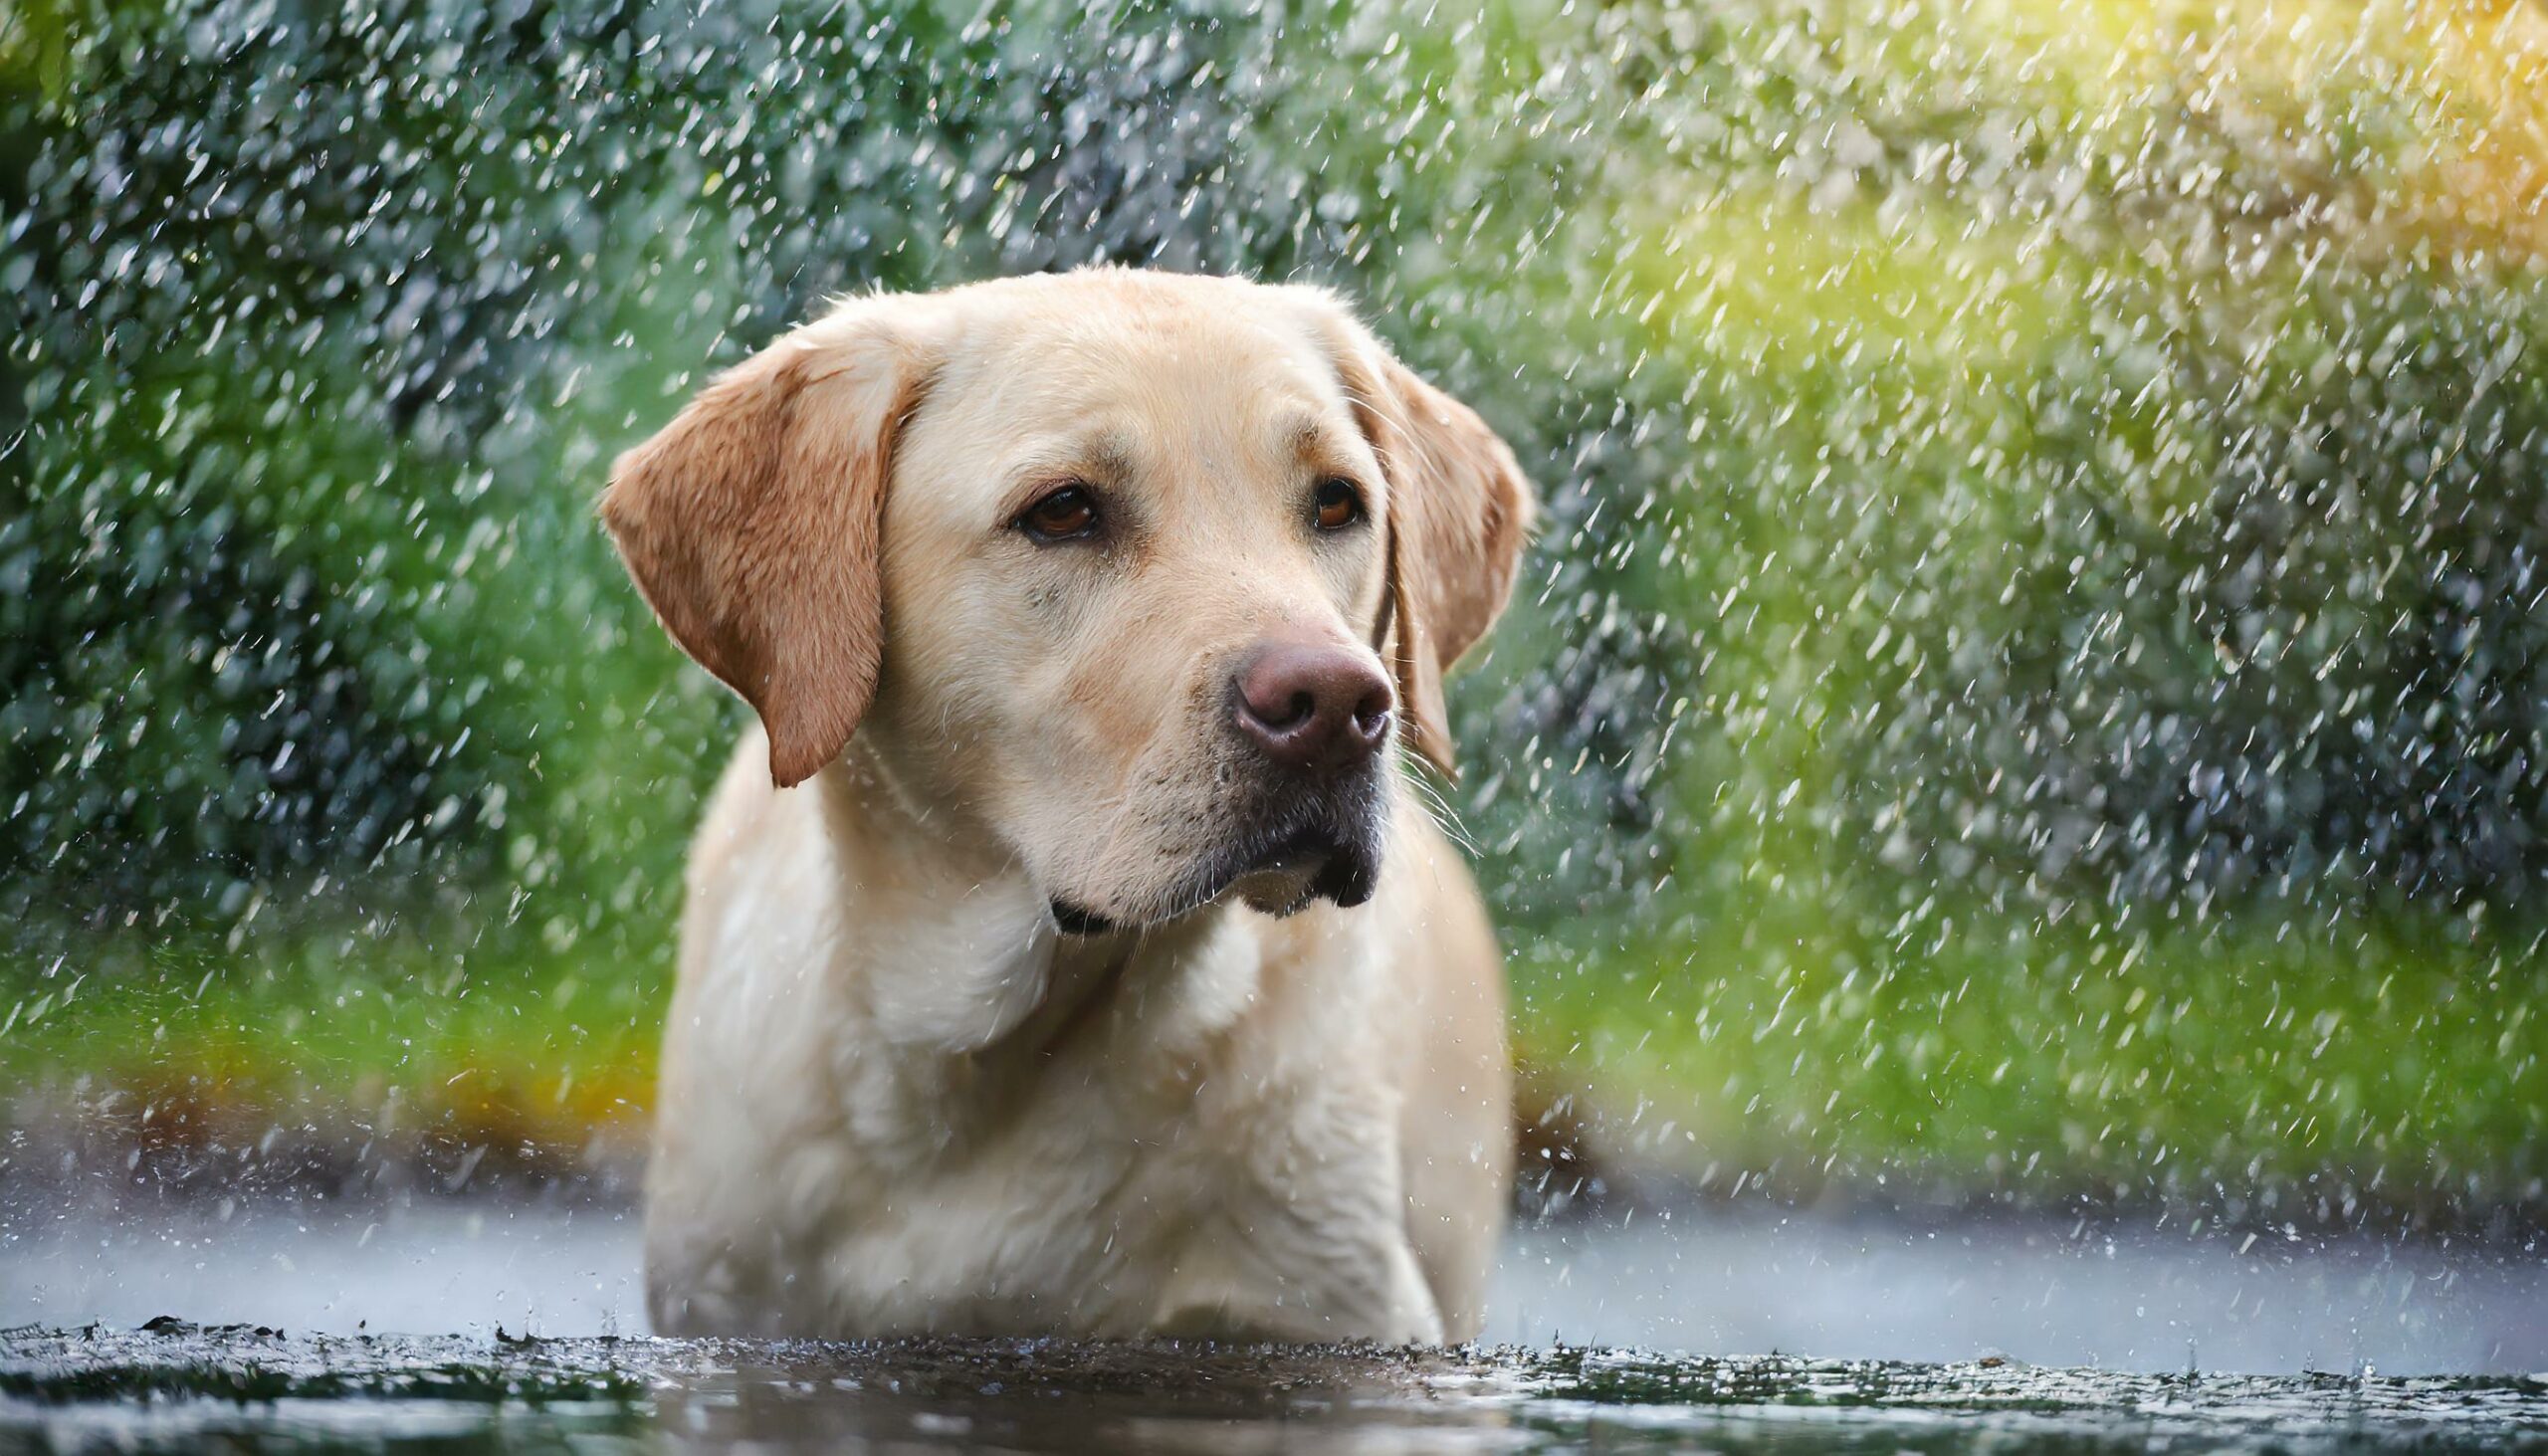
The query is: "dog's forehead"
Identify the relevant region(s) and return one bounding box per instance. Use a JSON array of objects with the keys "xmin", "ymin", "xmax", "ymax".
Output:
[
  {"xmin": 962, "ymin": 295, "xmax": 1343, "ymax": 427},
  {"xmin": 888, "ymin": 279, "xmax": 1383, "ymax": 526}
]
